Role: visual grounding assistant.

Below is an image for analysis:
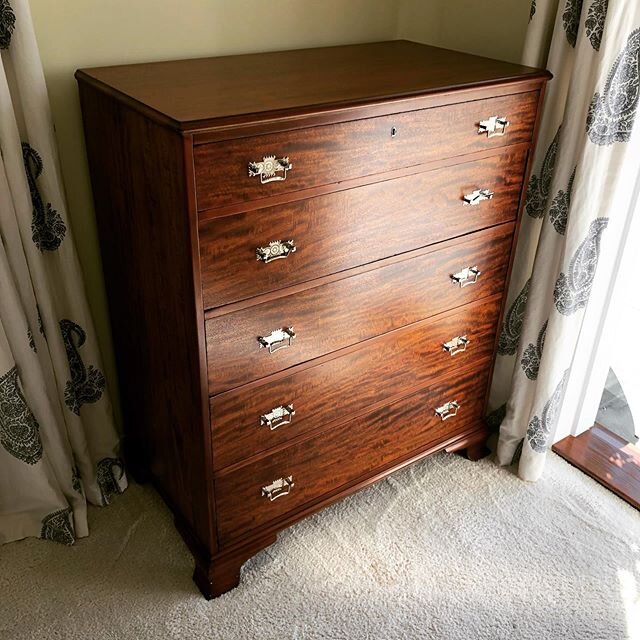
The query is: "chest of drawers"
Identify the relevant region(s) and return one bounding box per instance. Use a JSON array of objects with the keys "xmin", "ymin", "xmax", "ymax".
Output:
[{"xmin": 76, "ymin": 40, "xmax": 550, "ymax": 599}]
